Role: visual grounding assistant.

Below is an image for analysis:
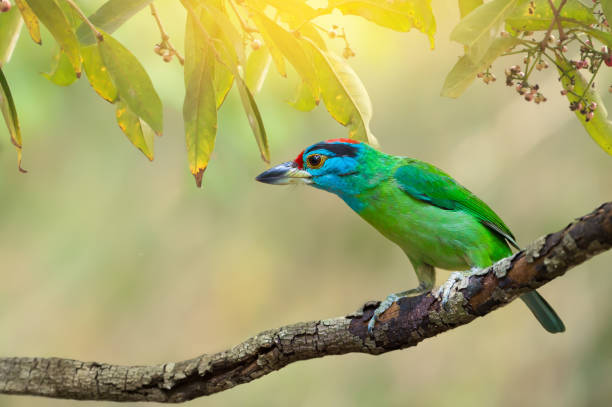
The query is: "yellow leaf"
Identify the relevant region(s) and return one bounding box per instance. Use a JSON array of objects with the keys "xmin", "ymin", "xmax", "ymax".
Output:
[
  {"xmin": 27, "ymin": 0, "xmax": 81, "ymax": 75},
  {"xmin": 303, "ymin": 39, "xmax": 377, "ymax": 146},
  {"xmin": 330, "ymin": 0, "xmax": 436, "ymax": 48},
  {"xmin": 184, "ymin": 10, "xmax": 218, "ymax": 186},
  {"xmin": 14, "ymin": 0, "xmax": 41, "ymax": 44},
  {"xmin": 81, "ymin": 44, "xmax": 118, "ymax": 103},
  {"xmin": 0, "ymin": 68, "xmax": 26, "ymax": 172},
  {"xmin": 115, "ymin": 99, "xmax": 154, "ymax": 161}
]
